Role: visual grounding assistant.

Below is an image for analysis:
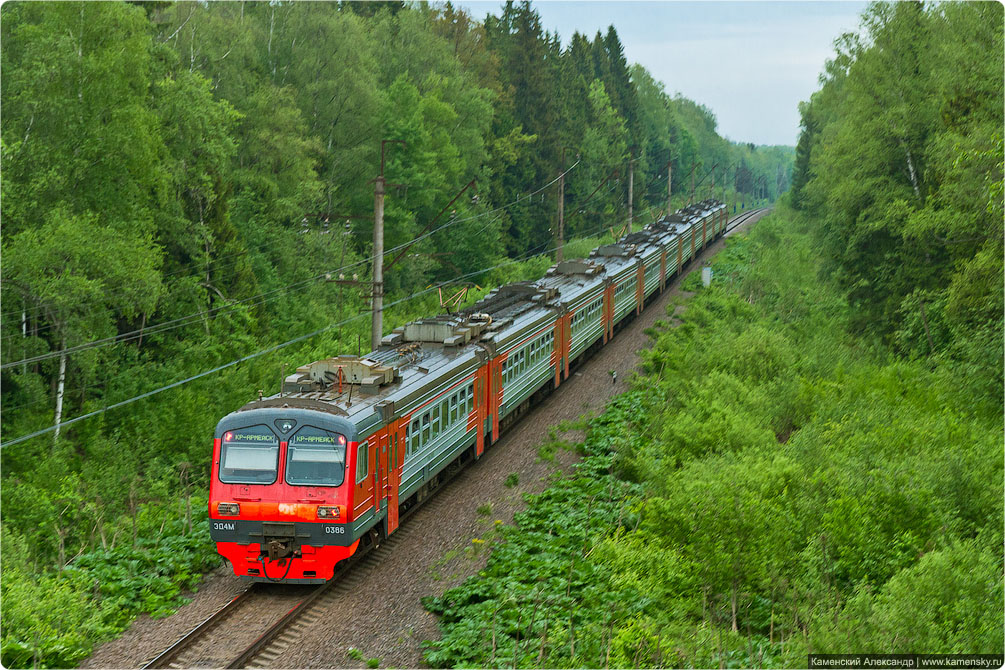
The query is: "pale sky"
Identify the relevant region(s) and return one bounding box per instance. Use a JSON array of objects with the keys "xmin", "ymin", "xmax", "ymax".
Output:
[{"xmin": 455, "ymin": 1, "xmax": 869, "ymax": 146}]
